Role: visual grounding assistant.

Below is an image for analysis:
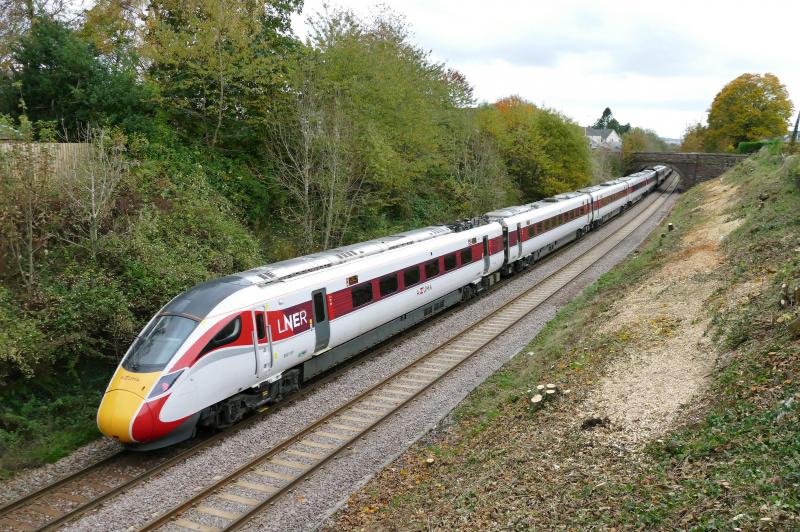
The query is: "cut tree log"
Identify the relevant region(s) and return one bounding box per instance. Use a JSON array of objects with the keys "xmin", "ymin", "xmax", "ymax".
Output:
[{"xmin": 529, "ymin": 394, "xmax": 544, "ymax": 410}]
